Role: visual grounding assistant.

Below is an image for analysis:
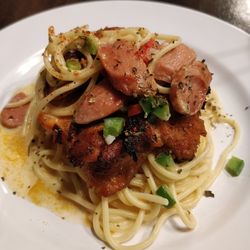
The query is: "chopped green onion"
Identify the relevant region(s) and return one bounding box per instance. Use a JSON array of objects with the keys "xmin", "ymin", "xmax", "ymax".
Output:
[
  {"xmin": 155, "ymin": 153, "xmax": 175, "ymax": 167},
  {"xmin": 225, "ymin": 156, "xmax": 245, "ymax": 177},
  {"xmin": 66, "ymin": 59, "xmax": 81, "ymax": 71},
  {"xmin": 156, "ymin": 185, "xmax": 176, "ymax": 208},
  {"xmin": 103, "ymin": 117, "xmax": 125, "ymax": 144},
  {"xmin": 153, "ymin": 103, "xmax": 170, "ymax": 121},
  {"xmin": 85, "ymin": 35, "xmax": 98, "ymax": 55}
]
